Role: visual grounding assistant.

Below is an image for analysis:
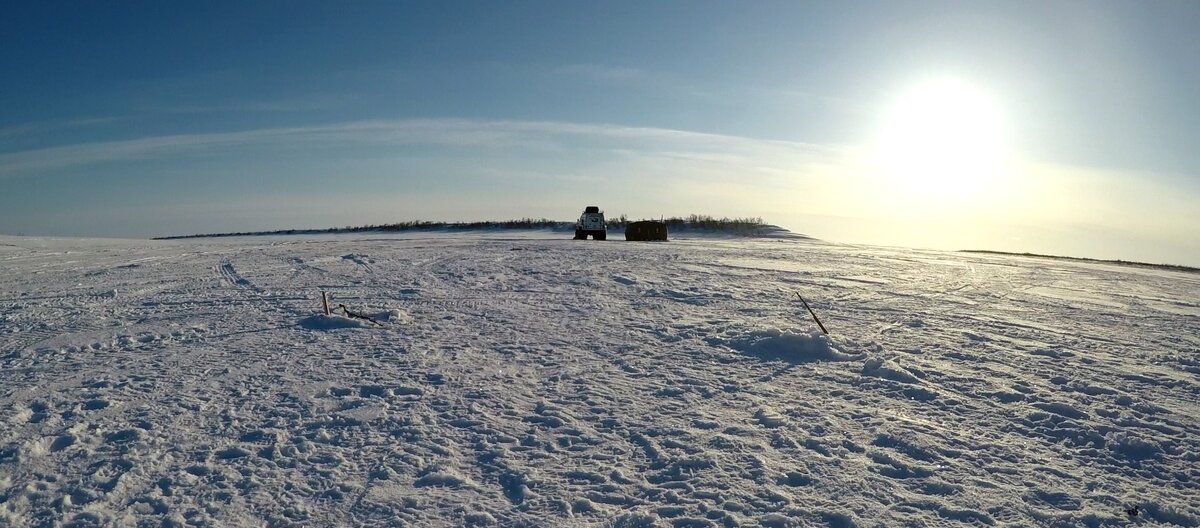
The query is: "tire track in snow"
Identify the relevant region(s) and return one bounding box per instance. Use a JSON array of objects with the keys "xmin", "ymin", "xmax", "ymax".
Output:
[
  {"xmin": 340, "ymin": 253, "xmax": 375, "ymax": 274},
  {"xmin": 283, "ymin": 256, "xmax": 329, "ymax": 276},
  {"xmin": 215, "ymin": 258, "xmax": 259, "ymax": 290}
]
